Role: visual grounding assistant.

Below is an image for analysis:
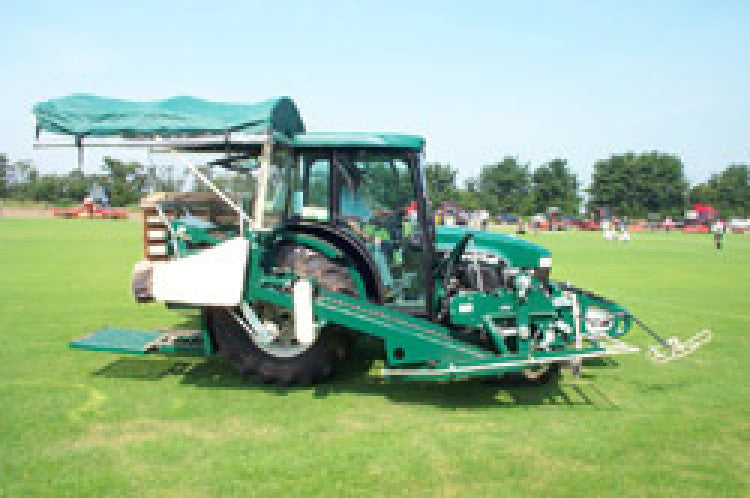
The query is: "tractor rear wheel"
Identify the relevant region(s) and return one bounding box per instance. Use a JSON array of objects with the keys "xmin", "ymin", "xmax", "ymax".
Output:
[
  {"xmin": 210, "ymin": 244, "xmax": 360, "ymax": 385},
  {"xmin": 482, "ymin": 363, "xmax": 562, "ymax": 386},
  {"xmin": 510, "ymin": 363, "xmax": 561, "ymax": 385}
]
